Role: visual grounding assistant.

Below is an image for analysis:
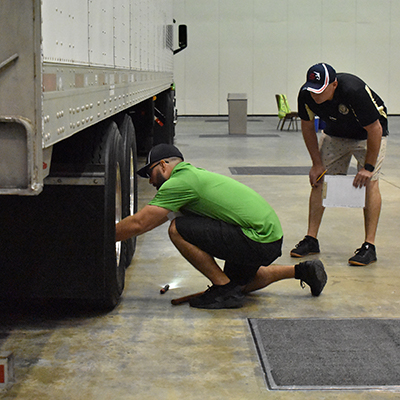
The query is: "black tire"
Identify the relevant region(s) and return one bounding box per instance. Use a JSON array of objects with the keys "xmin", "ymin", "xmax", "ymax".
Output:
[
  {"xmin": 153, "ymin": 88, "xmax": 175, "ymax": 145},
  {"xmin": 92, "ymin": 121, "xmax": 125, "ymax": 308},
  {"xmin": 114, "ymin": 113, "xmax": 138, "ymax": 266},
  {"xmin": 0, "ymin": 122, "xmax": 125, "ymax": 309}
]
